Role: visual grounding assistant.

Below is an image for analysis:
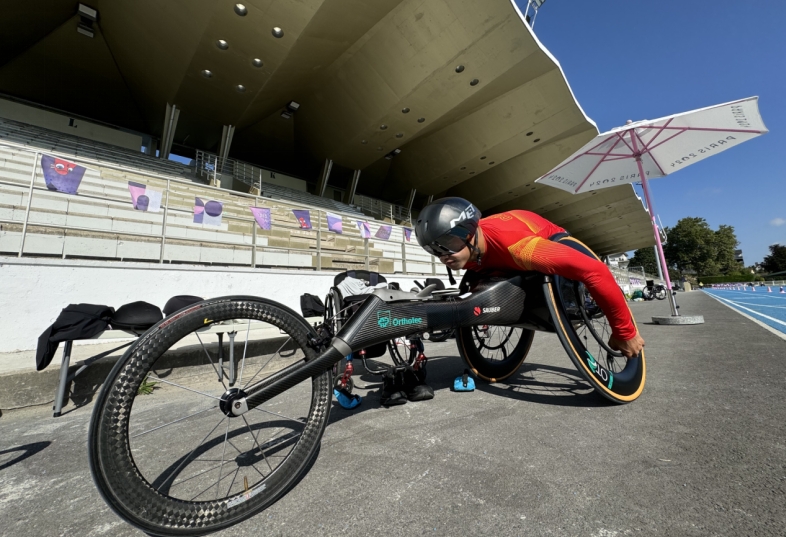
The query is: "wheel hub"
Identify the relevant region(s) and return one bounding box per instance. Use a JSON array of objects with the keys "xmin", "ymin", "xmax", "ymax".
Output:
[{"xmin": 220, "ymin": 387, "xmax": 249, "ymax": 417}]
